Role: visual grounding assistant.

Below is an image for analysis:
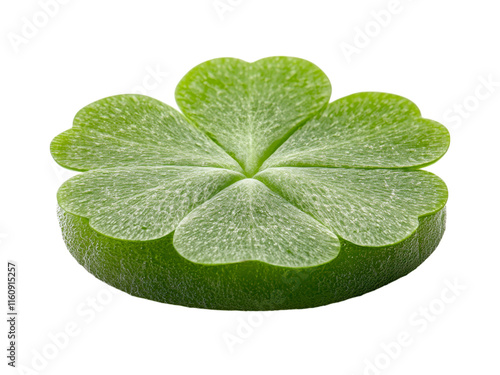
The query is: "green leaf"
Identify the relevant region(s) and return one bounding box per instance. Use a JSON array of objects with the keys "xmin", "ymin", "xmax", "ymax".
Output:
[
  {"xmin": 51, "ymin": 94, "xmax": 243, "ymax": 173},
  {"xmin": 57, "ymin": 166, "xmax": 244, "ymax": 241},
  {"xmin": 256, "ymin": 167, "xmax": 448, "ymax": 247},
  {"xmin": 175, "ymin": 57, "xmax": 332, "ymax": 176},
  {"xmin": 262, "ymin": 92, "xmax": 450, "ymax": 170},
  {"xmin": 174, "ymin": 179, "xmax": 340, "ymax": 267}
]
